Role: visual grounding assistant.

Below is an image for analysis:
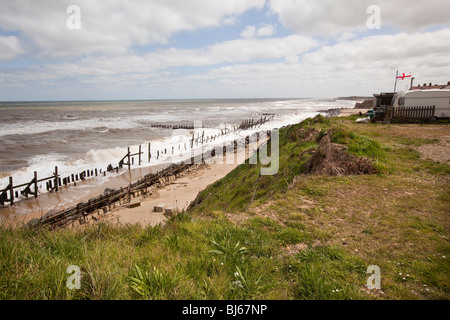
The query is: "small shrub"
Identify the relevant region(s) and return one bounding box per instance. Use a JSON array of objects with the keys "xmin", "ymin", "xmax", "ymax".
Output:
[{"xmin": 209, "ymin": 236, "xmax": 247, "ymax": 263}]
